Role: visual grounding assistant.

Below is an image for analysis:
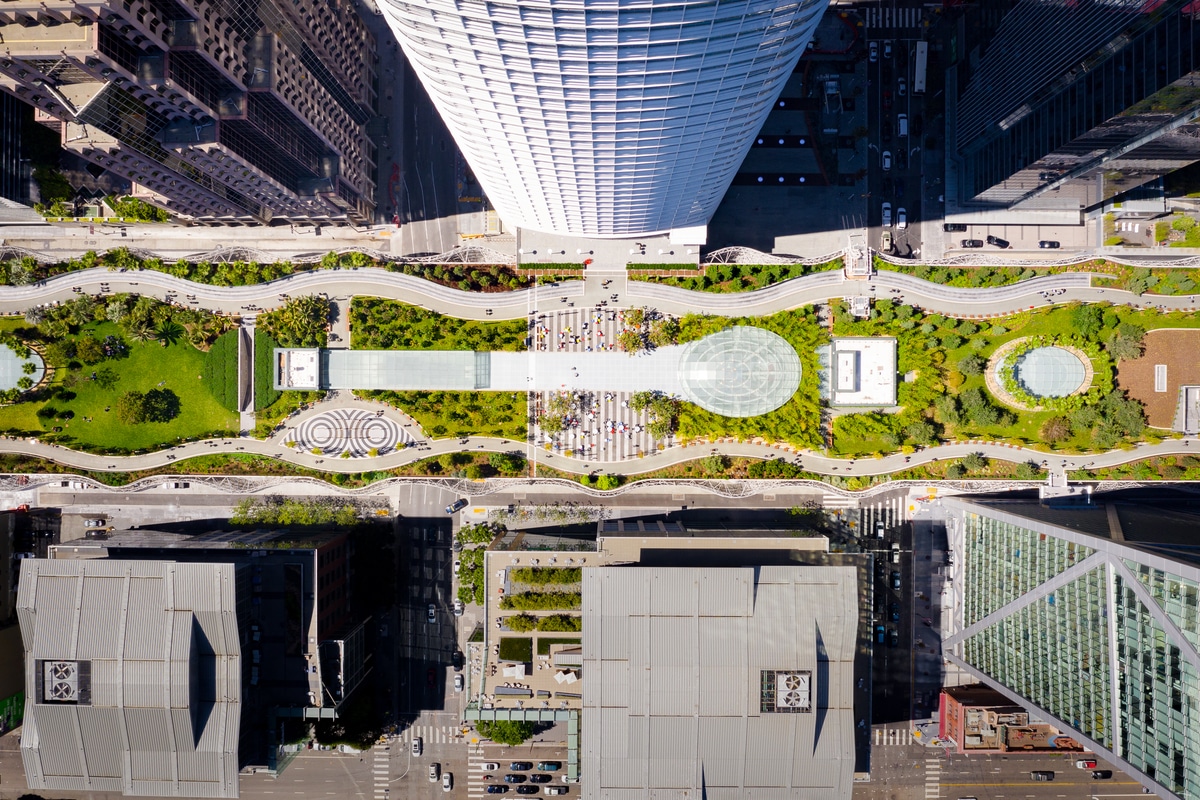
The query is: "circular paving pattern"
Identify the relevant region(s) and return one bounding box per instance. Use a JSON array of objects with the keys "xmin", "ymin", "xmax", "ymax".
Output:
[
  {"xmin": 0, "ymin": 344, "xmax": 44, "ymax": 392},
  {"xmin": 676, "ymin": 326, "xmax": 801, "ymax": 417},
  {"xmin": 1010, "ymin": 346, "xmax": 1087, "ymax": 399},
  {"xmin": 293, "ymin": 408, "xmax": 411, "ymax": 456}
]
